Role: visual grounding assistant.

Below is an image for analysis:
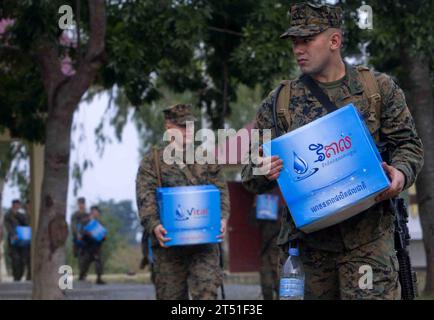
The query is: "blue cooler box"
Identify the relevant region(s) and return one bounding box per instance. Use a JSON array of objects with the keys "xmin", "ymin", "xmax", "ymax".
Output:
[
  {"xmin": 256, "ymin": 194, "xmax": 279, "ymax": 220},
  {"xmin": 262, "ymin": 104, "xmax": 390, "ymax": 233},
  {"xmin": 13, "ymin": 226, "xmax": 32, "ymax": 247},
  {"xmin": 83, "ymin": 219, "xmax": 107, "ymax": 242},
  {"xmin": 157, "ymin": 185, "xmax": 221, "ymax": 246}
]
